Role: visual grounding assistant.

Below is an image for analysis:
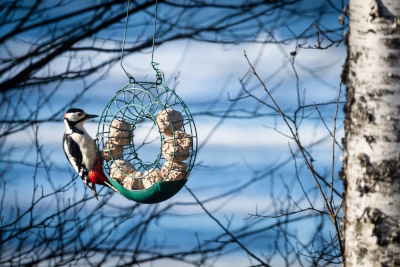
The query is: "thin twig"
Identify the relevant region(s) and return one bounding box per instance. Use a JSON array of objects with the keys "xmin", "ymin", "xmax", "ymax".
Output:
[
  {"xmin": 288, "ymin": 143, "xmax": 313, "ymax": 208},
  {"xmin": 313, "ymin": 103, "xmax": 343, "ymax": 151},
  {"xmin": 244, "ymin": 50, "xmax": 344, "ymax": 257},
  {"xmin": 246, "ymin": 207, "xmax": 329, "ymax": 219},
  {"xmin": 185, "ymin": 185, "xmax": 270, "ymax": 267},
  {"xmin": 335, "ymin": 200, "xmax": 343, "ymax": 217},
  {"xmin": 330, "ymin": 83, "xmax": 342, "ymax": 205}
]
